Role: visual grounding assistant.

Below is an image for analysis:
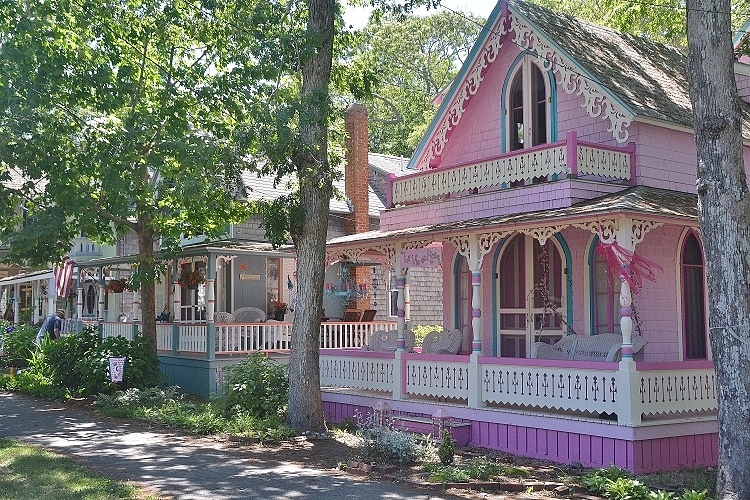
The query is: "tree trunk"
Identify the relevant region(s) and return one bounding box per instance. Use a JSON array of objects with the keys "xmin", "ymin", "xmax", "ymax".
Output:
[
  {"xmin": 285, "ymin": 0, "xmax": 335, "ymax": 433},
  {"xmin": 135, "ymin": 215, "xmax": 158, "ymax": 350},
  {"xmin": 686, "ymin": 0, "xmax": 750, "ymax": 497}
]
